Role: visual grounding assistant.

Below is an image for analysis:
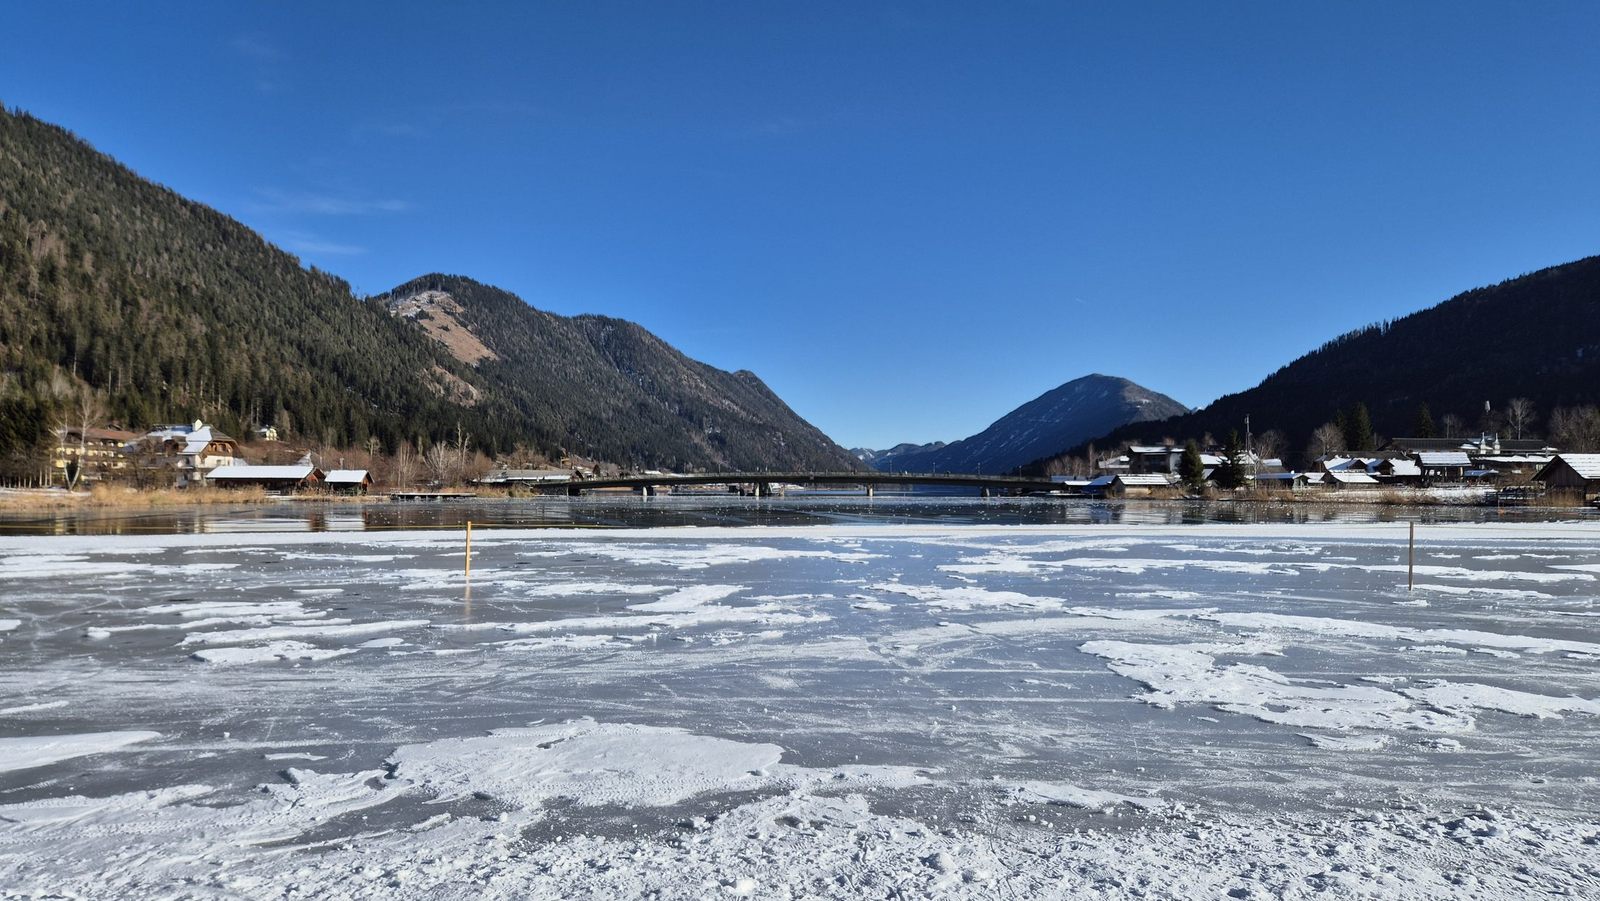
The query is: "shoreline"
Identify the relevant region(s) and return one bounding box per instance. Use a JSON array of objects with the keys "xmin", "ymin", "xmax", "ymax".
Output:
[{"xmin": 0, "ymin": 485, "xmax": 1586, "ymax": 512}]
